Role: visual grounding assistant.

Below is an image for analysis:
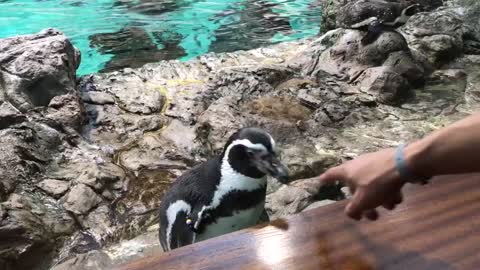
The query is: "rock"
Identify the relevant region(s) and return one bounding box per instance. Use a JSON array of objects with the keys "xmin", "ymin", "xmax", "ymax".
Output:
[
  {"xmin": 161, "ymin": 78, "xmax": 209, "ymax": 124},
  {"xmin": 280, "ymin": 141, "xmax": 341, "ymax": 181},
  {"xmin": 355, "ymin": 66, "xmax": 410, "ymax": 104},
  {"xmin": 98, "ymin": 73, "xmax": 166, "ymax": 115},
  {"xmin": 211, "ymin": 66, "xmax": 294, "ymax": 99},
  {"xmin": 46, "ymin": 94, "xmax": 85, "ymax": 132},
  {"xmin": 197, "ymin": 96, "xmax": 247, "ymax": 153},
  {"xmin": 79, "ymin": 73, "xmax": 169, "ymax": 146},
  {"xmin": 275, "ymin": 78, "xmax": 318, "ymax": 91},
  {"xmin": 0, "ymin": 140, "xmax": 24, "ymax": 198},
  {"xmin": 322, "ymin": 101, "xmax": 351, "ymax": 122},
  {"xmin": 337, "ymin": 0, "xmax": 404, "ymax": 30},
  {"xmin": 0, "ymin": 102, "xmax": 26, "ymax": 129},
  {"xmin": 307, "ymin": 29, "xmax": 409, "ymax": 78},
  {"xmin": 300, "ymin": 28, "xmax": 422, "ymax": 104},
  {"xmin": 50, "ymin": 250, "xmax": 113, "ymax": 270},
  {"xmin": 106, "ymin": 167, "xmax": 178, "ymax": 243},
  {"xmin": 116, "ymin": 133, "xmax": 190, "ymax": 172},
  {"xmin": 160, "ymin": 119, "xmax": 199, "ymax": 156},
  {"xmin": 266, "ymin": 176, "xmax": 344, "ymax": 218},
  {"xmin": 247, "ymin": 96, "xmax": 313, "ymax": 123},
  {"xmin": 63, "ymin": 184, "xmax": 103, "ymax": 216},
  {"xmin": 80, "ymin": 205, "xmax": 114, "ymax": 244},
  {"xmin": 76, "ymin": 163, "xmax": 125, "ymax": 192},
  {"xmin": 382, "ymin": 50, "xmax": 425, "ymax": 87},
  {"xmin": 411, "ymin": 0, "xmax": 443, "ymax": 11},
  {"xmin": 0, "ymin": 122, "xmax": 62, "ymax": 201},
  {"xmin": 302, "ymin": 200, "xmax": 336, "ymax": 211},
  {"xmin": 424, "ymin": 69, "xmax": 467, "ymax": 92},
  {"xmin": 455, "ymin": 0, "xmax": 480, "ymax": 54},
  {"xmin": 81, "ymin": 92, "xmax": 115, "ymax": 105},
  {"xmin": 319, "ymin": 0, "xmax": 348, "ymax": 33},
  {"xmin": 51, "ymin": 228, "xmax": 162, "ymax": 270},
  {"xmin": 335, "ymin": 0, "xmax": 443, "ymax": 31},
  {"xmin": 37, "ymin": 179, "xmax": 70, "ymax": 199},
  {"xmin": 0, "ymin": 193, "xmax": 75, "ymax": 270},
  {"xmin": 58, "ymin": 231, "xmax": 103, "ymax": 261},
  {"xmin": 83, "ymin": 103, "xmax": 167, "ymax": 146},
  {"xmin": 441, "ymin": 55, "xmax": 480, "ymax": 108},
  {"xmin": 266, "ymin": 177, "xmax": 329, "ymax": 218},
  {"xmin": 103, "ymin": 228, "xmax": 162, "ymax": 266},
  {"xmin": 0, "ymin": 210, "xmax": 54, "ymax": 270},
  {"xmin": 266, "ymin": 184, "xmax": 313, "ymax": 219},
  {"xmin": 400, "ymin": 8, "xmax": 464, "ymax": 69},
  {"xmin": 0, "ymin": 28, "xmax": 80, "ymax": 111}
]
